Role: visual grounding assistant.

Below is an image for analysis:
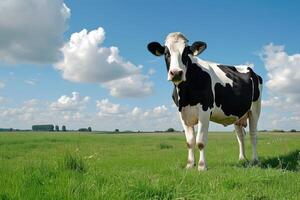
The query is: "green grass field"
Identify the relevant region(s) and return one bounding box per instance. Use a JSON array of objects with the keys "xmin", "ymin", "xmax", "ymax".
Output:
[{"xmin": 0, "ymin": 132, "xmax": 299, "ymax": 200}]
